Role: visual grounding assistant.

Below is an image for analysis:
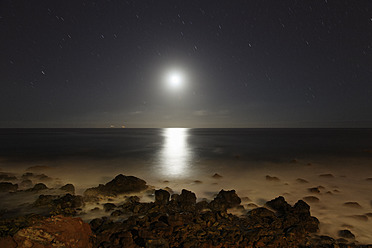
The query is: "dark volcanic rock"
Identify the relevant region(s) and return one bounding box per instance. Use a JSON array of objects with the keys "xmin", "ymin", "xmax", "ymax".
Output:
[
  {"xmin": 265, "ymin": 196, "xmax": 291, "ymax": 215},
  {"xmin": 170, "ymin": 189, "xmax": 197, "ymax": 211},
  {"xmin": 155, "ymin": 189, "xmax": 170, "ymax": 205},
  {"xmin": 33, "ymin": 193, "xmax": 84, "ymax": 216},
  {"xmin": 338, "ymin": 229, "xmax": 355, "ymax": 239},
  {"xmin": 103, "ymin": 203, "xmax": 116, "ymax": 212},
  {"xmin": 308, "ymin": 187, "xmax": 321, "ymax": 194},
  {"xmin": 303, "ymin": 196, "xmax": 320, "ymax": 203},
  {"xmin": 0, "ymin": 182, "xmax": 18, "ymax": 192},
  {"xmin": 28, "ymin": 183, "xmax": 48, "ymax": 191},
  {"xmin": 91, "ymin": 189, "xmax": 323, "ymax": 248},
  {"xmin": 209, "ymin": 189, "xmax": 241, "ymax": 211},
  {"xmin": 296, "ymin": 178, "xmax": 309, "ymax": 183},
  {"xmin": 0, "ymin": 174, "xmax": 17, "ymax": 181},
  {"xmin": 84, "ymin": 174, "xmax": 147, "ymax": 199},
  {"xmin": 33, "ymin": 195, "xmax": 57, "ymax": 207},
  {"xmin": 21, "ymin": 172, "xmax": 34, "ymax": 180},
  {"xmin": 212, "ymin": 173, "xmax": 222, "ymax": 178},
  {"xmin": 266, "ymin": 175, "xmax": 280, "ymax": 182},
  {"xmin": 319, "ymin": 173, "xmax": 334, "ymax": 178},
  {"xmin": 111, "ymin": 210, "xmax": 123, "ymax": 217},
  {"xmin": 60, "ymin": 184, "xmax": 75, "ymax": 194},
  {"xmin": 19, "ymin": 179, "xmax": 33, "ymax": 189},
  {"xmin": 343, "ymin": 202, "xmax": 362, "ymax": 208},
  {"xmin": 126, "ymin": 196, "xmax": 140, "ymax": 204}
]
